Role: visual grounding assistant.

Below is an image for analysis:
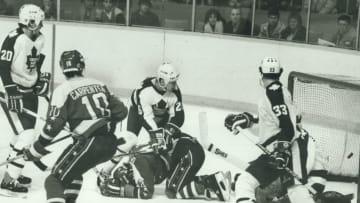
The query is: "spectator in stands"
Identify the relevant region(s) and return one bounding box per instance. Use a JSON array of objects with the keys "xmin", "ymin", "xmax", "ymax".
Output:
[
  {"xmin": 311, "ymin": 0, "xmax": 337, "ymax": 14},
  {"xmin": 80, "ymin": 0, "xmax": 99, "ymax": 21},
  {"xmin": 203, "ymin": 8, "xmax": 224, "ymax": 34},
  {"xmin": 281, "ymin": 12, "xmax": 306, "ymax": 42},
  {"xmin": 131, "ymin": 0, "xmax": 161, "ymax": 27},
  {"xmin": 0, "ymin": 0, "xmax": 14, "ymax": 16},
  {"xmin": 224, "ymin": 7, "xmax": 252, "ymax": 36},
  {"xmin": 330, "ymin": 14, "xmax": 357, "ymax": 49},
  {"xmin": 258, "ymin": 9, "xmax": 285, "ymax": 39},
  {"xmin": 95, "ymin": 0, "xmax": 125, "ymax": 24},
  {"xmin": 41, "ymin": 0, "xmax": 57, "ymax": 20}
]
